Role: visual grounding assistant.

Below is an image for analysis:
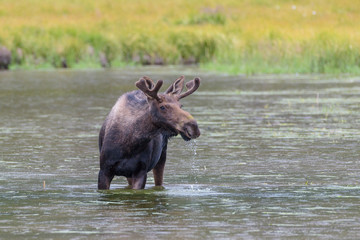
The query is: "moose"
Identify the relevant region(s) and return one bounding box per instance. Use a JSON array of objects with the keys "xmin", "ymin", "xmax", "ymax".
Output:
[{"xmin": 98, "ymin": 76, "xmax": 201, "ymax": 190}]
